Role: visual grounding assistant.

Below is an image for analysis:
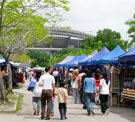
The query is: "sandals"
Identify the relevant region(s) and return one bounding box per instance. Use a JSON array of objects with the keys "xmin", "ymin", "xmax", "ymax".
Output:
[{"xmin": 91, "ymin": 111, "xmax": 95, "ymax": 115}]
